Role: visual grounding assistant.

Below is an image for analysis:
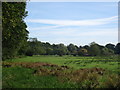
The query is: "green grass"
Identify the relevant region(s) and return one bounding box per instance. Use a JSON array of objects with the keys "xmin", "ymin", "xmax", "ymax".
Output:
[
  {"xmin": 2, "ymin": 66, "xmax": 78, "ymax": 88},
  {"xmin": 6, "ymin": 55, "xmax": 119, "ymax": 71},
  {"xmin": 2, "ymin": 55, "xmax": 120, "ymax": 88}
]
